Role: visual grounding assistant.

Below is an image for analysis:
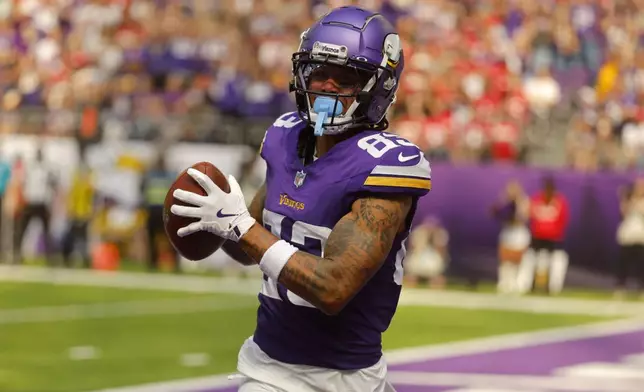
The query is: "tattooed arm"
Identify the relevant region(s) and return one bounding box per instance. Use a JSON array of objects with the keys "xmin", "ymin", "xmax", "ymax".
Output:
[
  {"xmin": 239, "ymin": 194, "xmax": 412, "ymax": 315},
  {"xmin": 222, "ymin": 182, "xmax": 266, "ymax": 266}
]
